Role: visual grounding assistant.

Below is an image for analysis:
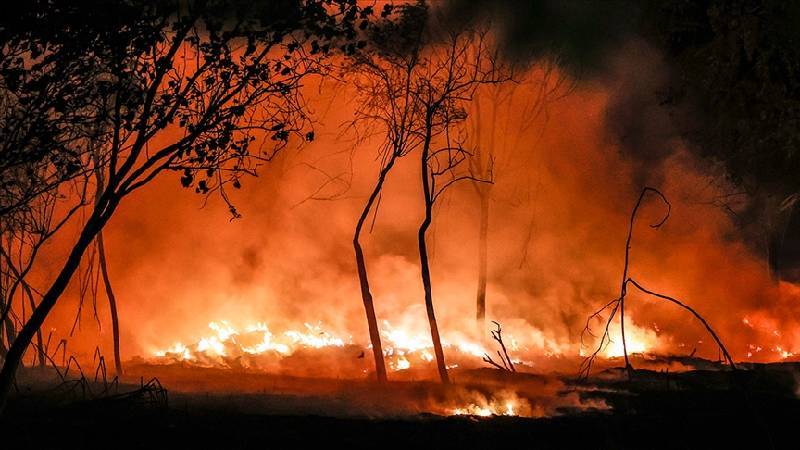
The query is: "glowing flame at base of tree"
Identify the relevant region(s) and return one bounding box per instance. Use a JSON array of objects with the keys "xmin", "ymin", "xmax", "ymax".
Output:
[{"xmin": 151, "ymin": 317, "xmax": 547, "ymax": 375}]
